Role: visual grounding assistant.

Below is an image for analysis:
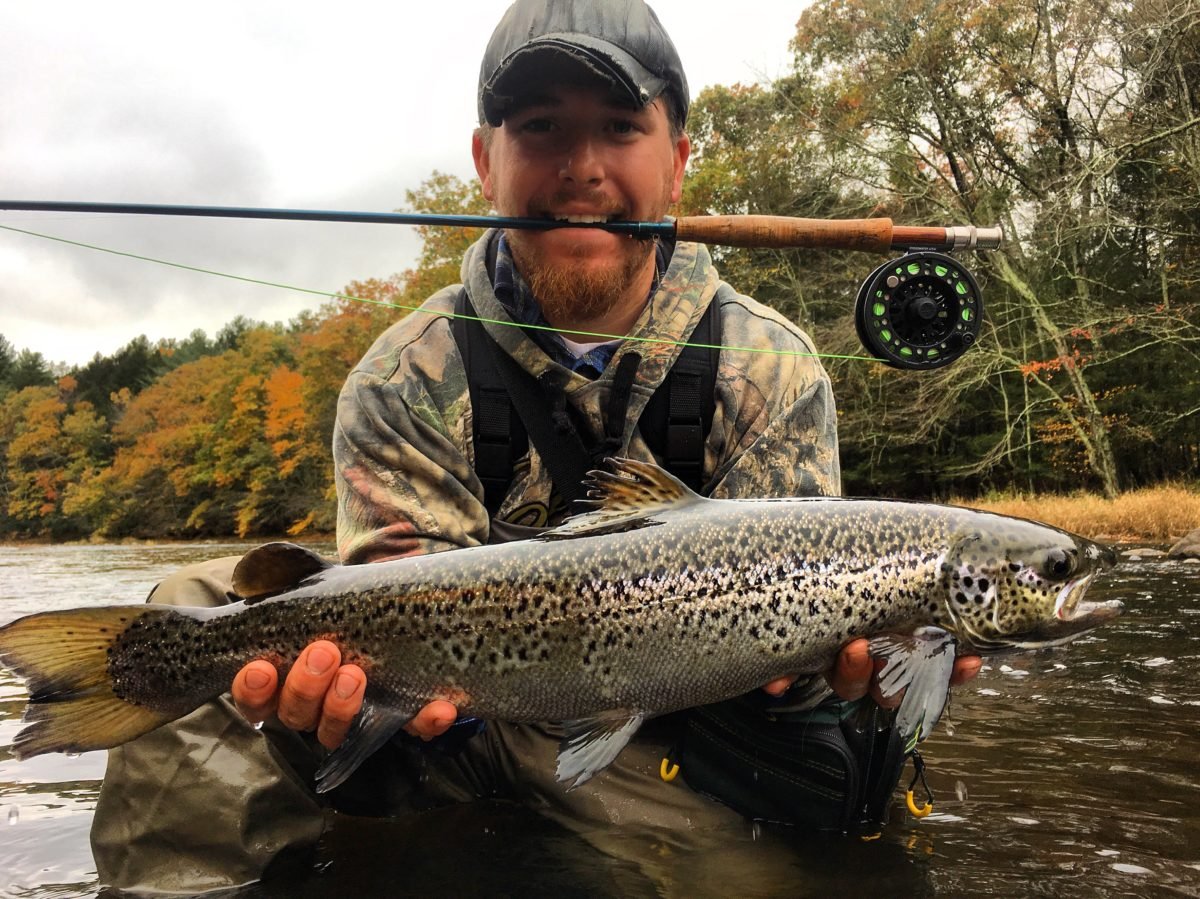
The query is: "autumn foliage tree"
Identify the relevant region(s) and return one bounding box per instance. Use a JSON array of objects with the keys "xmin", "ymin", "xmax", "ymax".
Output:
[
  {"xmin": 2, "ymin": 21, "xmax": 1197, "ymax": 540},
  {"xmin": 683, "ymin": 0, "xmax": 1200, "ymax": 497},
  {"xmin": 0, "ymin": 174, "xmax": 486, "ymax": 540}
]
